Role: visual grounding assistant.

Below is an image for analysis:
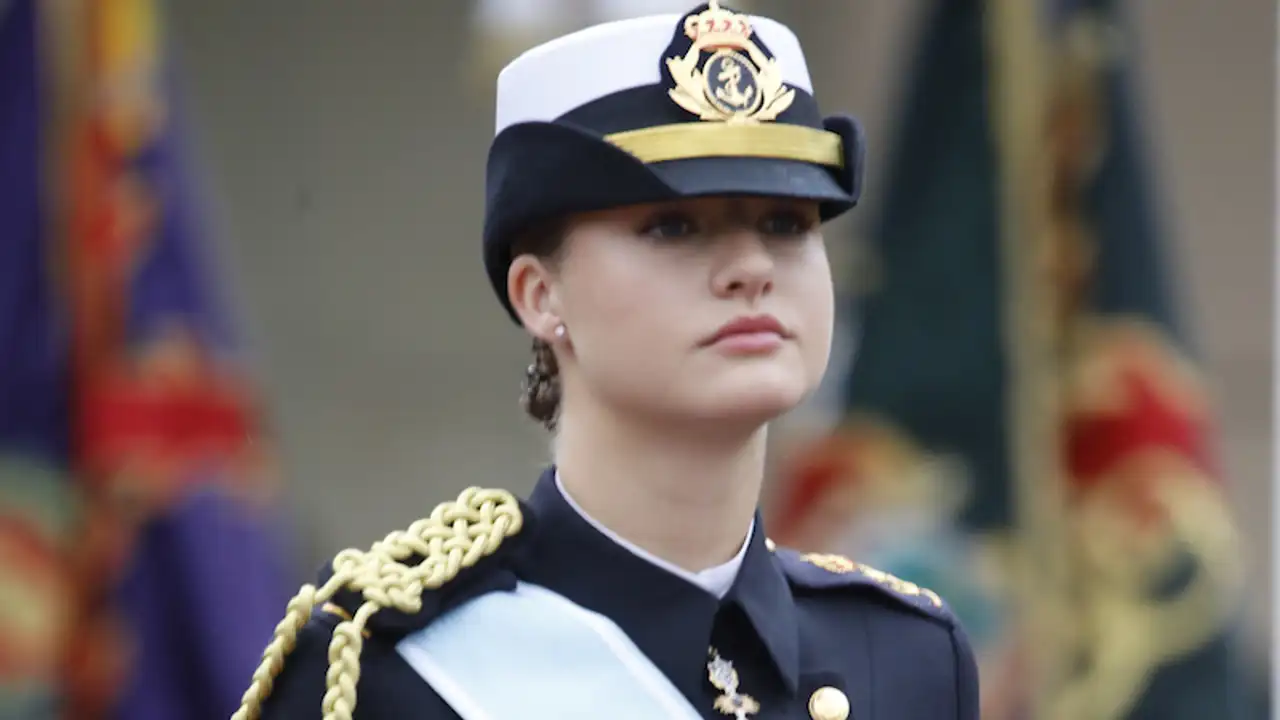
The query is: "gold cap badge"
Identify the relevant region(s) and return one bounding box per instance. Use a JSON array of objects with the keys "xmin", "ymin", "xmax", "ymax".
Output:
[
  {"xmin": 808, "ymin": 686, "xmax": 850, "ymax": 720},
  {"xmin": 601, "ymin": 2, "xmax": 844, "ymax": 169},
  {"xmin": 666, "ymin": 1, "xmax": 795, "ymax": 123}
]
